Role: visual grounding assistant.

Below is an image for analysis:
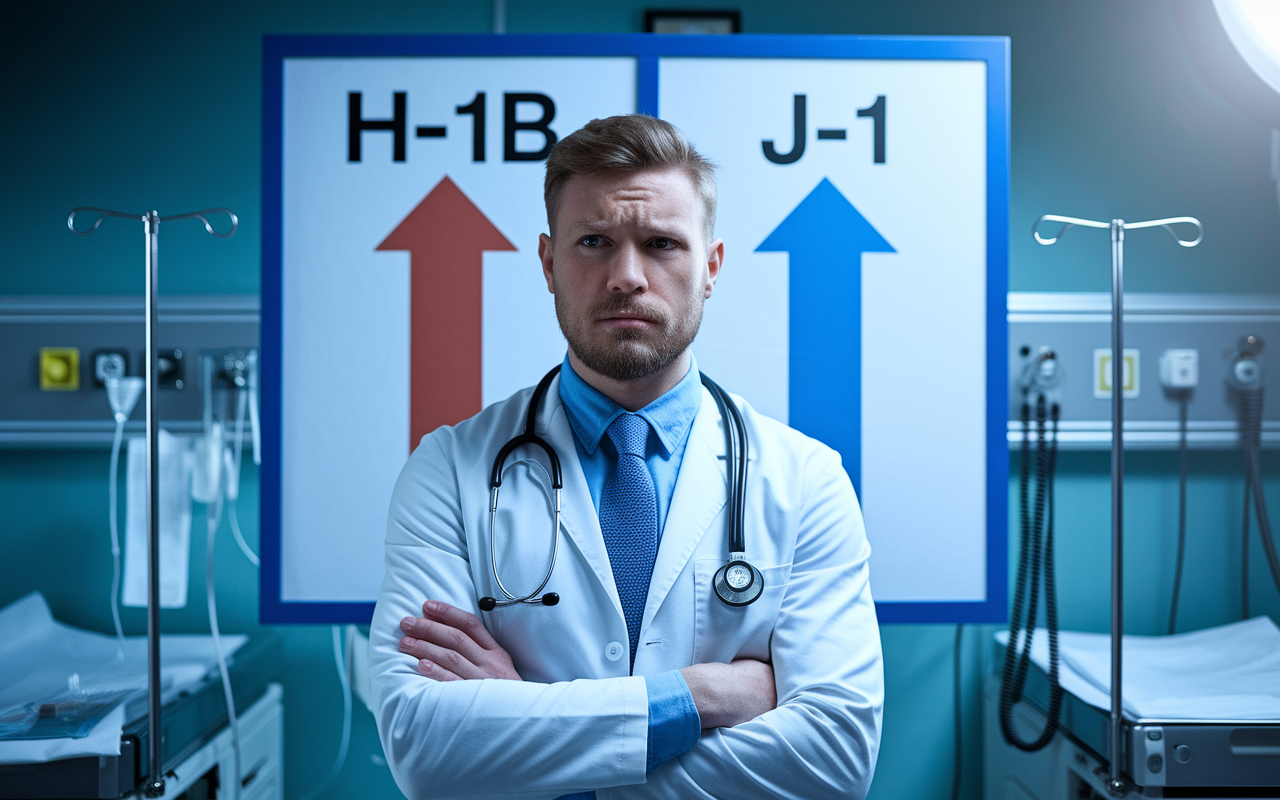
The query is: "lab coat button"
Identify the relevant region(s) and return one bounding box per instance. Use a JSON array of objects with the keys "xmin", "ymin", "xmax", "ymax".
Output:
[{"xmin": 605, "ymin": 641, "xmax": 624, "ymax": 661}]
